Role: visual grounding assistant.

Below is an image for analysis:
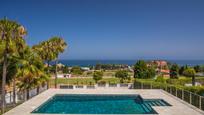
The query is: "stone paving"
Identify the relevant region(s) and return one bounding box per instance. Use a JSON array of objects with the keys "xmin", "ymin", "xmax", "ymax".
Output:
[{"xmin": 4, "ymin": 88, "xmax": 204, "ymax": 115}]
